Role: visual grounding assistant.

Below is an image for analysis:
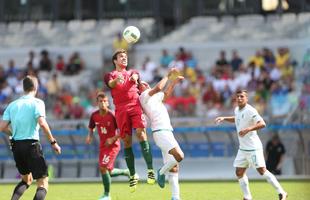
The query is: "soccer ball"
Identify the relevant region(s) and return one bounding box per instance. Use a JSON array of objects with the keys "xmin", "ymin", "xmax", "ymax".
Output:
[{"xmin": 123, "ymin": 26, "xmax": 140, "ymax": 44}]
